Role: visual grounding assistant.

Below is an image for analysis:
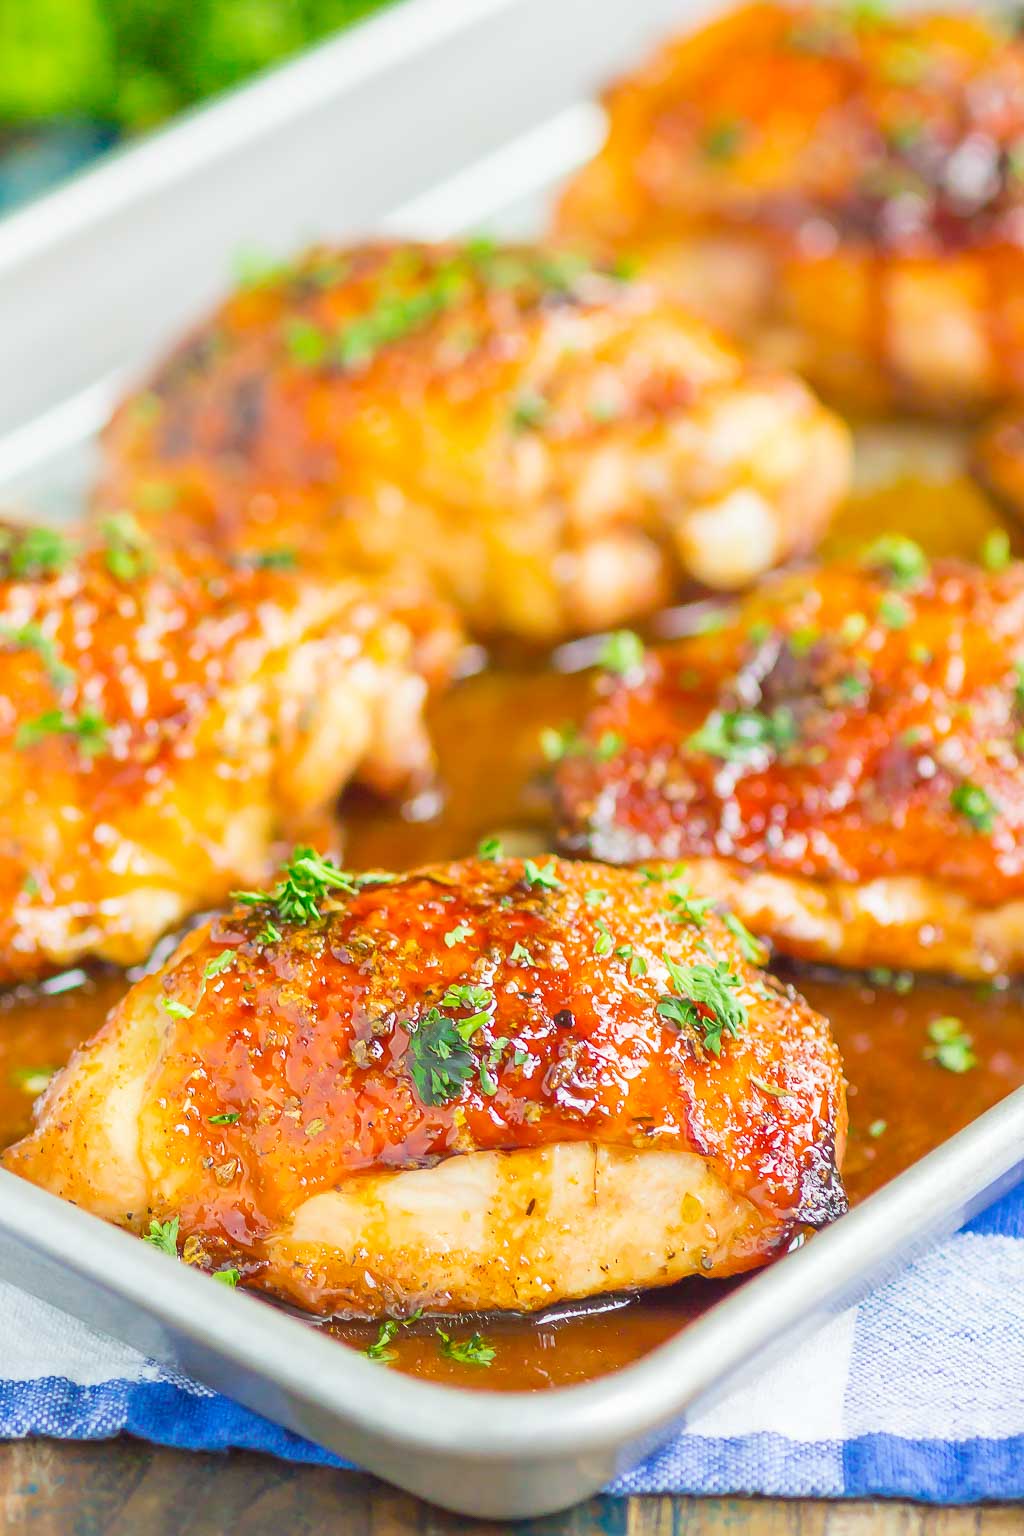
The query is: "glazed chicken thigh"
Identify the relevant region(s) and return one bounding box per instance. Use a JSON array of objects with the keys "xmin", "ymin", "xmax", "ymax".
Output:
[
  {"xmin": 100, "ymin": 241, "xmax": 850, "ymax": 639},
  {"xmin": 555, "ymin": 546, "xmax": 1024, "ymax": 979},
  {"xmin": 557, "ymin": 2, "xmax": 1024, "ymax": 415},
  {"xmin": 0, "ymin": 521, "xmax": 455, "ymax": 984},
  {"xmin": 4, "ymin": 853, "xmax": 847, "ymax": 1317}
]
